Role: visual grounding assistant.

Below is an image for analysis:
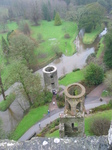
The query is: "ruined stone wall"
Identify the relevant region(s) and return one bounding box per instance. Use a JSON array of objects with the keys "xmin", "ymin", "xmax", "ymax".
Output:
[
  {"xmin": 60, "ymin": 117, "xmax": 84, "ymax": 137},
  {"xmin": 43, "ymin": 65, "xmax": 58, "ymax": 91}
]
